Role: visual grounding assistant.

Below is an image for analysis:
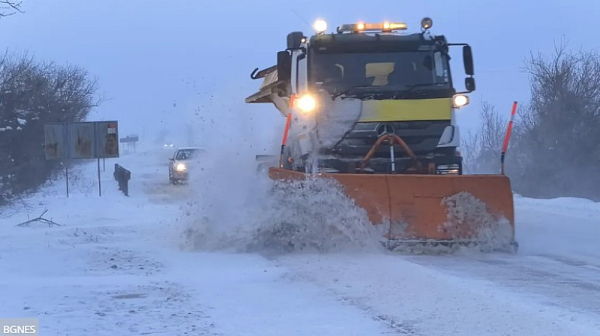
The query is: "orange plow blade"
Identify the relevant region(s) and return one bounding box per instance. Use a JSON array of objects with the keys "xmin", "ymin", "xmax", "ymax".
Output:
[{"xmin": 268, "ymin": 167, "xmax": 517, "ymax": 252}]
